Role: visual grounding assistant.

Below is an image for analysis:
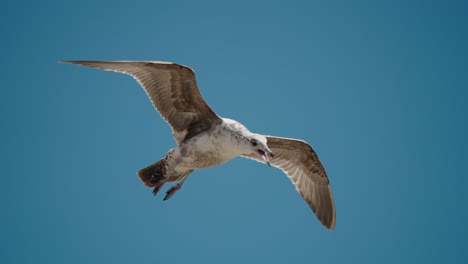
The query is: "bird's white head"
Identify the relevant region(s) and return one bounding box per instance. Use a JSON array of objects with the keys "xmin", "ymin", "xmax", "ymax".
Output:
[{"xmin": 243, "ymin": 134, "xmax": 274, "ymax": 166}]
